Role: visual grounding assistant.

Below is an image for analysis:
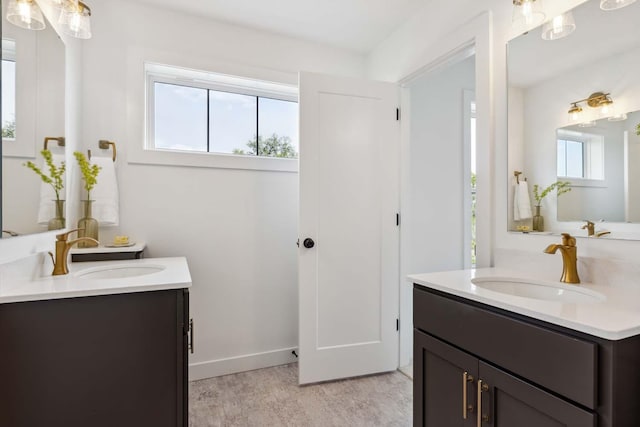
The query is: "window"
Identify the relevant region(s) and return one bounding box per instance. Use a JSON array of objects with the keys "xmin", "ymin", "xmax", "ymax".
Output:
[
  {"xmin": 147, "ymin": 64, "xmax": 298, "ymax": 159},
  {"xmin": 556, "ymin": 130, "xmax": 604, "ymax": 180},
  {"xmin": 2, "ymin": 39, "xmax": 16, "ymax": 139}
]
